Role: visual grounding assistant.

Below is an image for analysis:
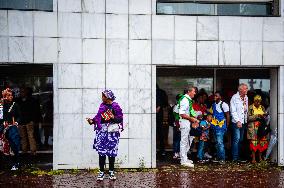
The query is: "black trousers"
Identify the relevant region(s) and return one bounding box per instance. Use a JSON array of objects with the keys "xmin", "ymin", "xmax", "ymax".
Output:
[
  {"xmin": 99, "ymin": 155, "xmax": 115, "ymax": 172},
  {"xmin": 157, "ymin": 116, "xmax": 165, "ymax": 153}
]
